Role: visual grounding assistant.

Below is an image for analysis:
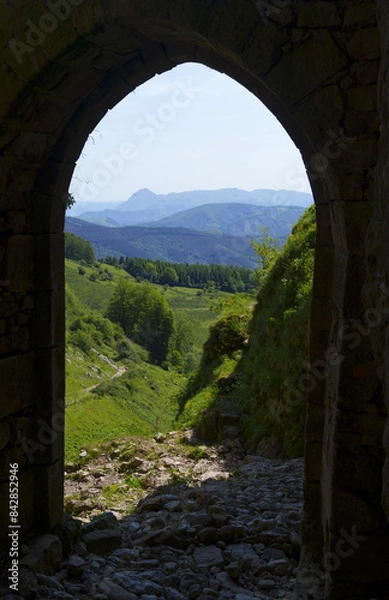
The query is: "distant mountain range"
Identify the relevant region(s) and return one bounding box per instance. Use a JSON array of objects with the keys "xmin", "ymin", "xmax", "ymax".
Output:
[
  {"xmin": 70, "ymin": 187, "xmax": 312, "ymax": 227},
  {"xmin": 66, "ymin": 187, "xmax": 312, "ymax": 267},
  {"xmin": 65, "ymin": 218, "xmax": 257, "ymax": 268},
  {"xmin": 149, "ymin": 203, "xmax": 305, "ymax": 239}
]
